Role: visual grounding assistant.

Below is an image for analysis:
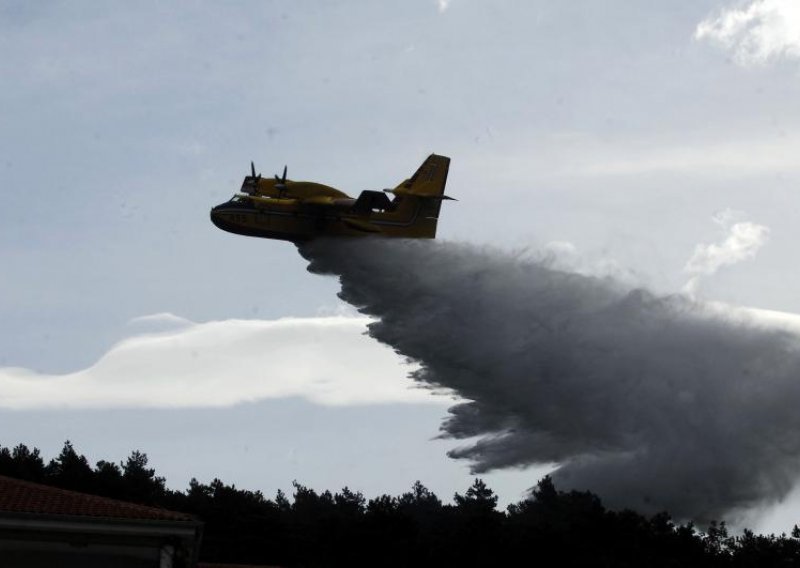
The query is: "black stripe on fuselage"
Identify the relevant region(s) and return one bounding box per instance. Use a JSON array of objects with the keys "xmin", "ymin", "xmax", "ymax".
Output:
[{"xmin": 212, "ymin": 202, "xmax": 424, "ymax": 228}]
